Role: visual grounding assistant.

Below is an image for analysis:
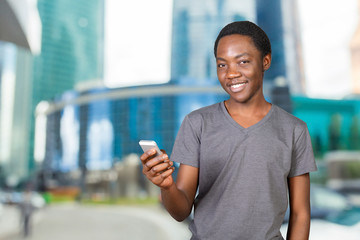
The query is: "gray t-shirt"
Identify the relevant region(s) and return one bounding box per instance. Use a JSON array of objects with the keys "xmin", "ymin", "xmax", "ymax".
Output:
[{"xmin": 170, "ymin": 102, "xmax": 317, "ymax": 240}]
